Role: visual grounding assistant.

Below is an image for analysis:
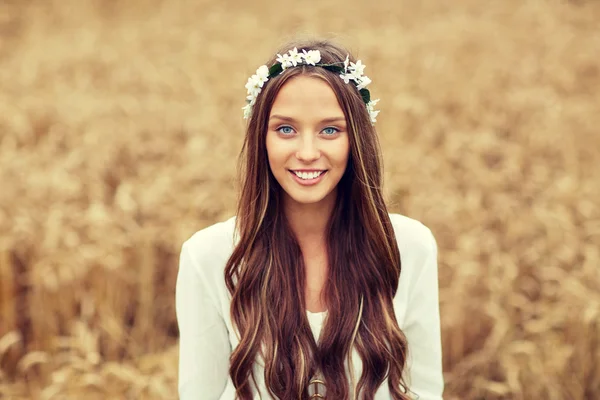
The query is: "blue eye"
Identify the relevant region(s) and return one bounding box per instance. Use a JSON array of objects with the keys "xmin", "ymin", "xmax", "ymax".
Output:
[
  {"xmin": 322, "ymin": 127, "xmax": 339, "ymax": 136},
  {"xmin": 277, "ymin": 126, "xmax": 294, "ymax": 135}
]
